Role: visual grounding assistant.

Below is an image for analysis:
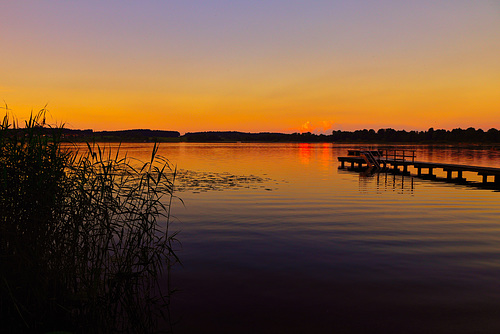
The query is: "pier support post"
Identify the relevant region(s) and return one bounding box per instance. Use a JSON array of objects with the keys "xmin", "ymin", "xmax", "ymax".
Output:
[
  {"xmin": 417, "ymin": 167, "xmax": 422, "ymax": 176},
  {"xmin": 446, "ymin": 170, "xmax": 452, "ymax": 180},
  {"xmin": 457, "ymin": 170, "xmax": 464, "ymax": 181},
  {"xmin": 351, "ymin": 162, "xmax": 355, "ymax": 169},
  {"xmin": 481, "ymin": 174, "xmax": 488, "ymax": 184},
  {"xmin": 428, "ymin": 167, "xmax": 434, "ymax": 177},
  {"xmin": 495, "ymin": 175, "xmax": 500, "ymax": 184},
  {"xmin": 340, "ymin": 161, "xmax": 345, "ymax": 168},
  {"xmin": 403, "ymin": 164, "xmax": 408, "ymax": 174}
]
